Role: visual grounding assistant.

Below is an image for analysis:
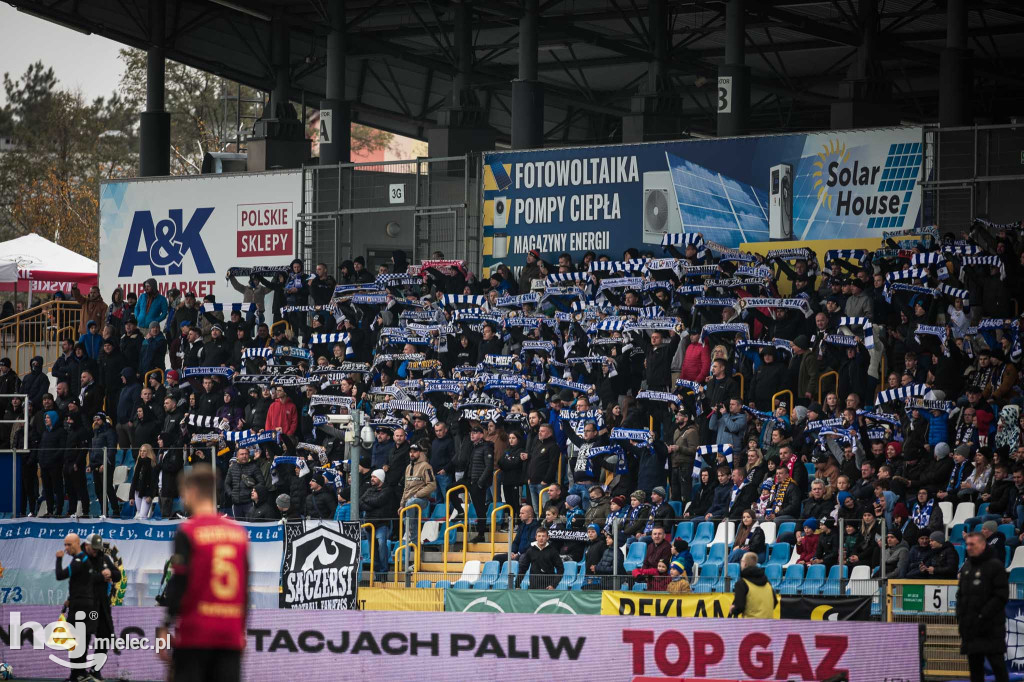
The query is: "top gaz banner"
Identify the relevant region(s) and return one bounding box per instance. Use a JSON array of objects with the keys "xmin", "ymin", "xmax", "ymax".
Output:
[
  {"xmin": 482, "ymin": 127, "xmax": 923, "ymax": 272},
  {"xmin": 99, "ymin": 170, "xmax": 300, "ymax": 300}
]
